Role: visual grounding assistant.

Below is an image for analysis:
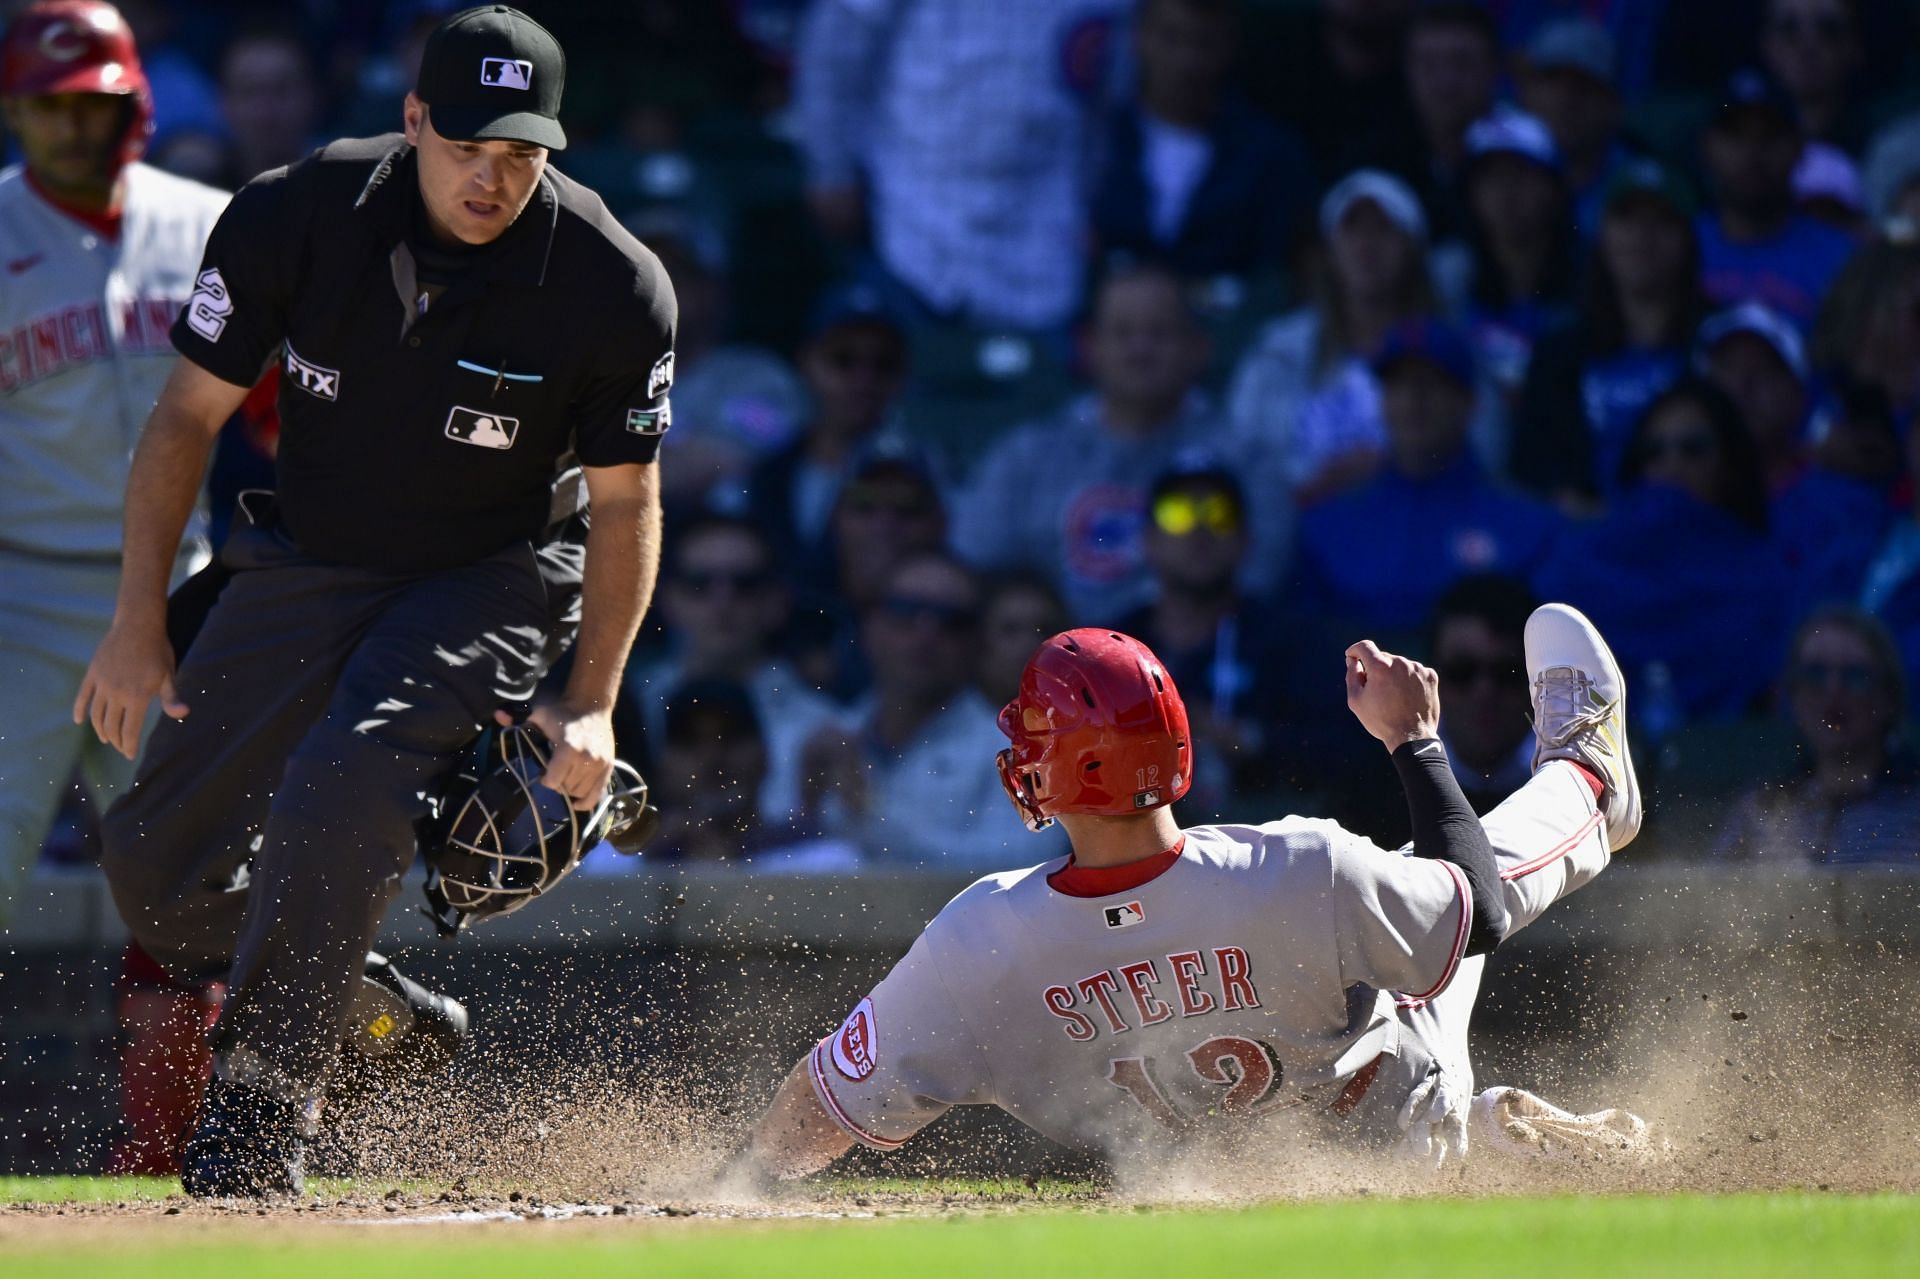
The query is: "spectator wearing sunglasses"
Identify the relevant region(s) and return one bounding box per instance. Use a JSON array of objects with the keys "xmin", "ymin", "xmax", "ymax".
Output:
[
  {"xmin": 955, "ymin": 262, "xmax": 1289, "ymax": 622},
  {"xmin": 800, "ymin": 552, "xmax": 1058, "ymax": 867},
  {"xmin": 1110, "ymin": 461, "xmax": 1309, "ymax": 816},
  {"xmin": 1537, "ymin": 379, "xmax": 1787, "ymax": 721},
  {"xmin": 1427, "ymin": 574, "xmax": 1540, "ymax": 816},
  {"xmin": 620, "ymin": 515, "xmax": 839, "ymax": 825},
  {"xmin": 1713, "ymin": 606, "xmax": 1919, "ymax": 865},
  {"xmin": 742, "ymin": 286, "xmax": 911, "ymax": 591},
  {"xmin": 1289, "ymin": 318, "xmax": 1561, "ymax": 638}
]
